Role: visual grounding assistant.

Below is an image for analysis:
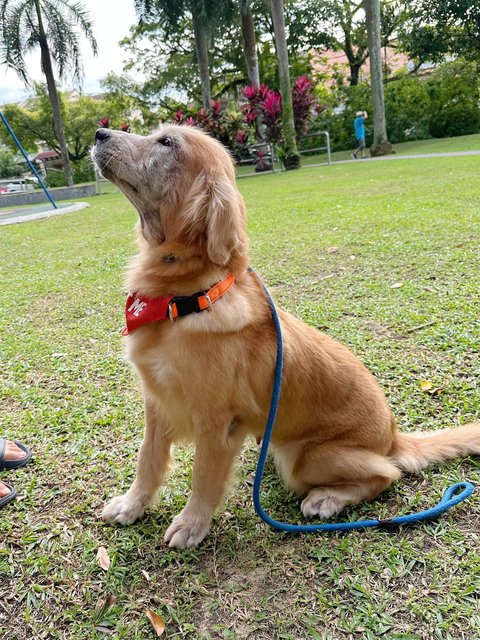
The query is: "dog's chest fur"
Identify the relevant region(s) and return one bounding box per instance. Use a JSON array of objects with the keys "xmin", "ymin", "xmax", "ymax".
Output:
[{"xmin": 123, "ymin": 305, "xmax": 263, "ymax": 441}]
